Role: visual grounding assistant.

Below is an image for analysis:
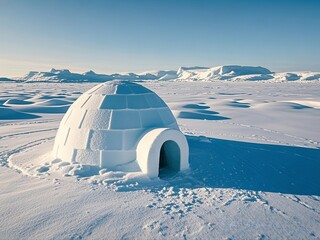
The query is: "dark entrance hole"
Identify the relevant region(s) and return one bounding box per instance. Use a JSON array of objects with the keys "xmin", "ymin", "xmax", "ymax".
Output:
[{"xmin": 159, "ymin": 140, "xmax": 180, "ymax": 178}]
